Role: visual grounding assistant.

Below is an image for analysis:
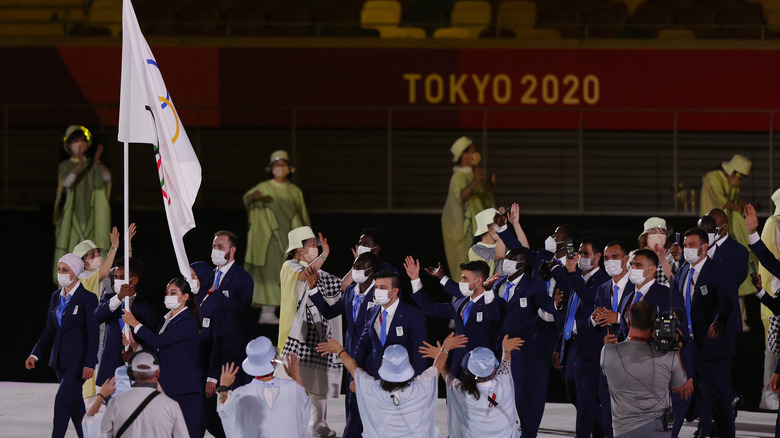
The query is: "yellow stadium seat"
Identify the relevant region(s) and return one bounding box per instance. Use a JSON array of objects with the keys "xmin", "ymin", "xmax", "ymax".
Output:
[
  {"xmin": 657, "ymin": 29, "xmax": 696, "ymax": 40},
  {"xmin": 497, "ymin": 1, "xmax": 536, "ymax": 34},
  {"xmin": 0, "ymin": 22, "xmax": 63, "ymax": 36},
  {"xmin": 378, "ymin": 26, "xmax": 426, "ymax": 38},
  {"xmin": 451, "ymin": 7, "xmax": 491, "ymax": 37},
  {"xmin": 362, "ymin": 0, "xmax": 401, "ymax": 21},
  {"xmin": 361, "ymin": 9, "xmax": 400, "ymax": 30},
  {"xmin": 514, "ymin": 27, "xmax": 561, "ymax": 39},
  {"xmin": 756, "ymin": 0, "xmax": 780, "ymax": 15},
  {"xmin": 89, "ymin": 0, "xmax": 121, "ymax": 36},
  {"xmin": 433, "ymin": 27, "xmax": 474, "ymax": 38},
  {"xmin": 611, "ymin": 0, "xmax": 645, "ymax": 17},
  {"xmin": 767, "ymin": 12, "xmax": 780, "ymax": 31}
]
